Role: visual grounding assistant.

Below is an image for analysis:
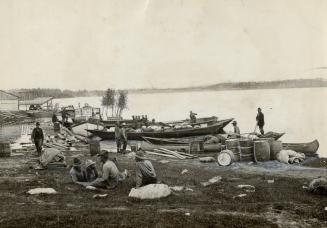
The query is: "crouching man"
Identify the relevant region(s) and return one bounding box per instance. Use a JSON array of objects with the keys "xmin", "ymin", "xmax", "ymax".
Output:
[
  {"xmin": 88, "ymin": 150, "xmax": 127, "ymax": 189},
  {"xmin": 135, "ymin": 151, "xmax": 157, "ymax": 187},
  {"xmin": 70, "ymin": 157, "xmax": 87, "ymax": 183}
]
